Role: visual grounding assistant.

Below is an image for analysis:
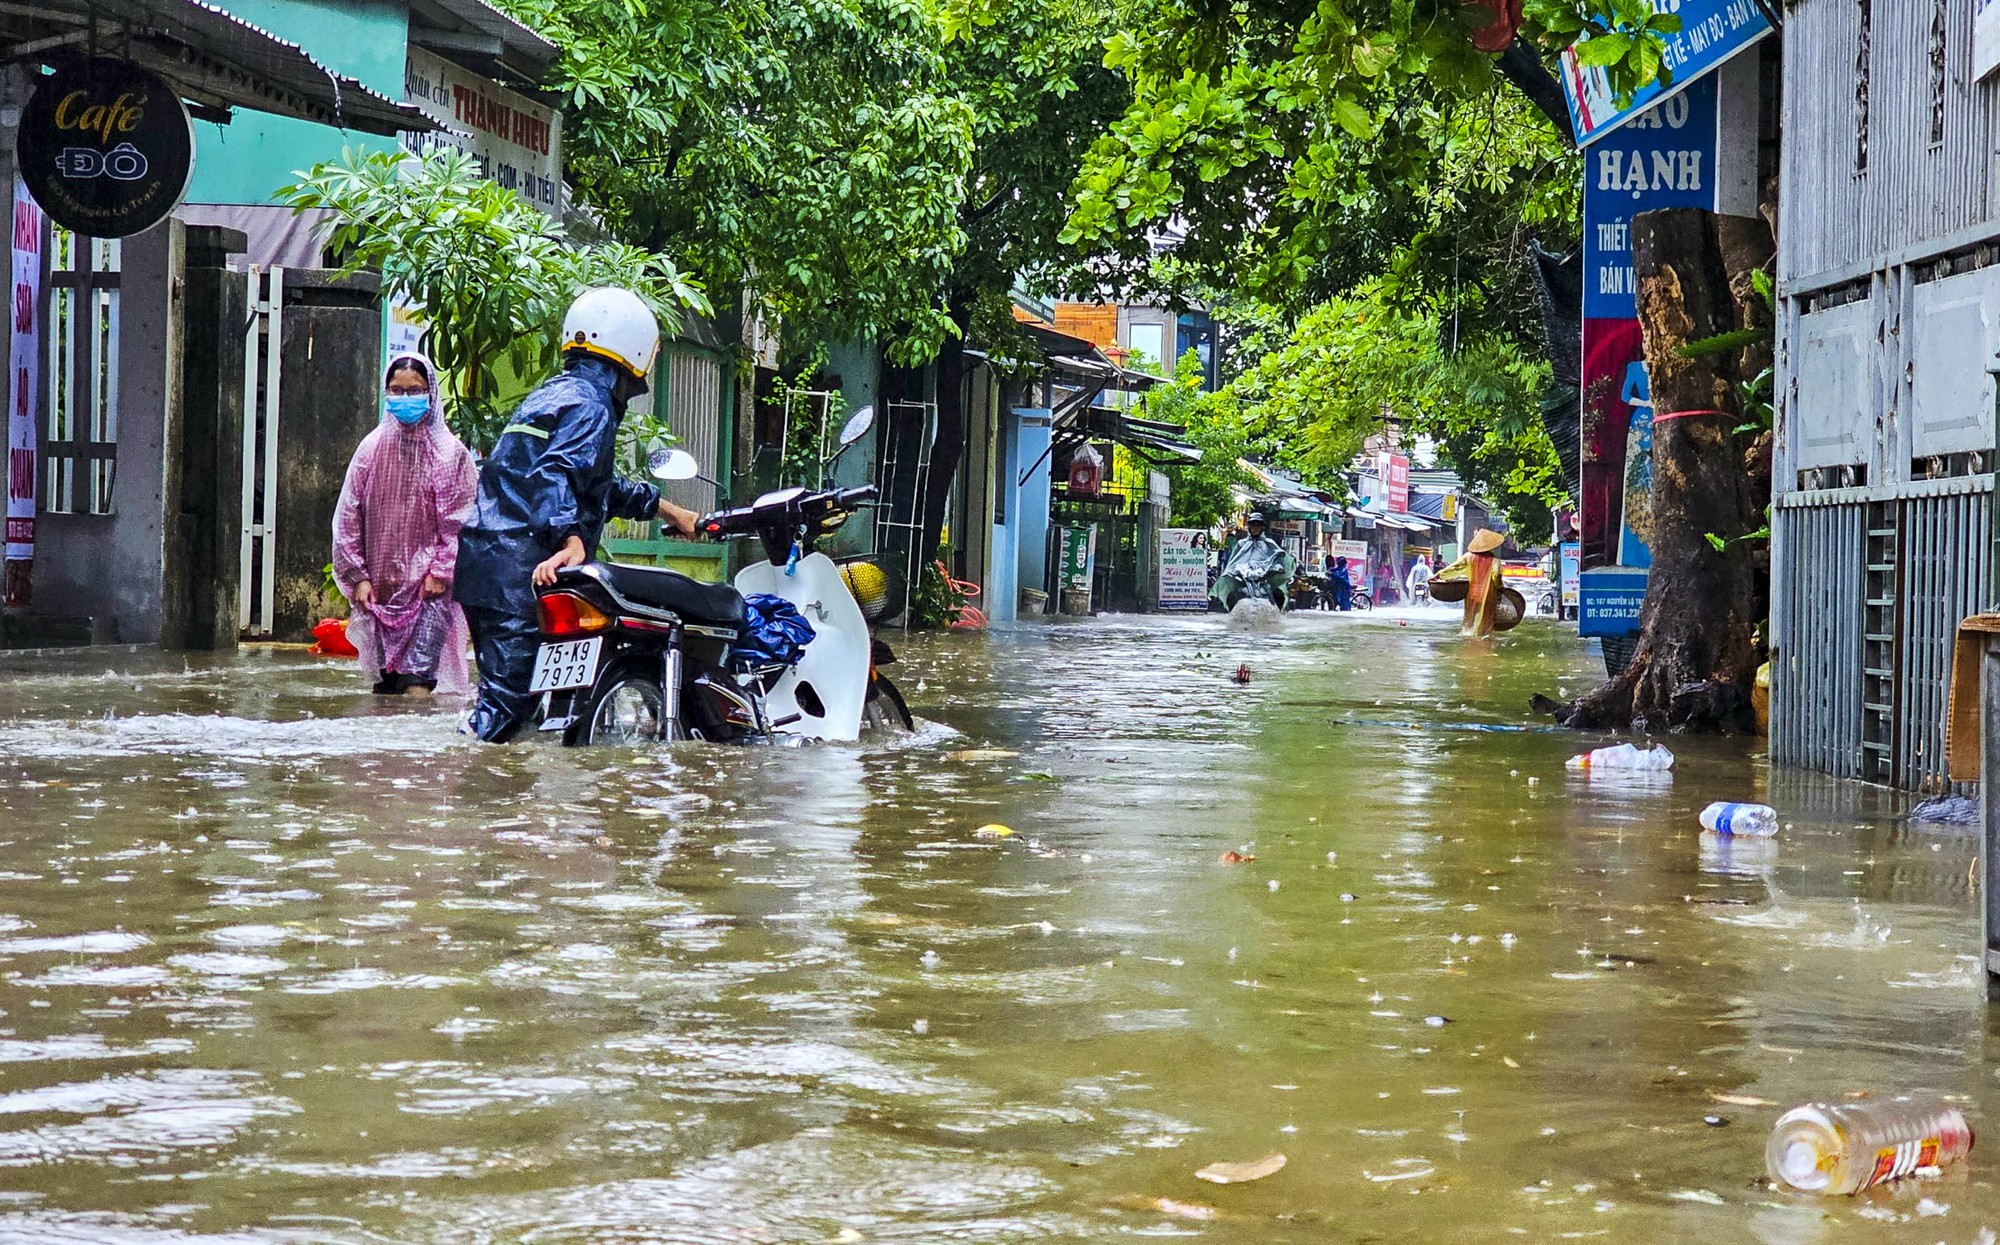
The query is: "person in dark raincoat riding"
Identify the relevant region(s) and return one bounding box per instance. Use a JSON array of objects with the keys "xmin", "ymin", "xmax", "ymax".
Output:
[{"xmin": 455, "ymin": 287, "xmax": 701, "ymax": 742}]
